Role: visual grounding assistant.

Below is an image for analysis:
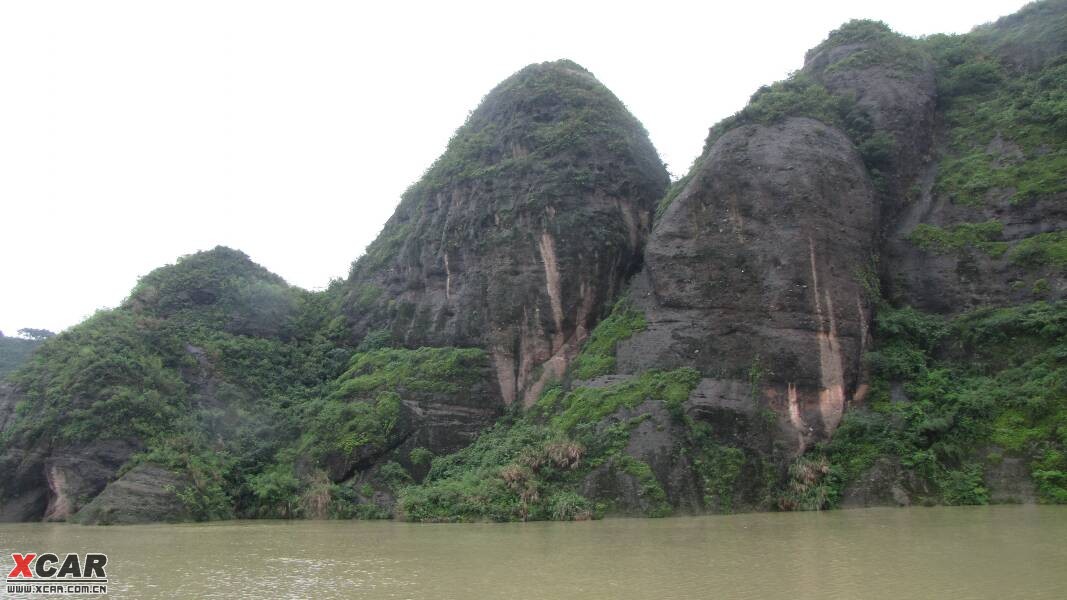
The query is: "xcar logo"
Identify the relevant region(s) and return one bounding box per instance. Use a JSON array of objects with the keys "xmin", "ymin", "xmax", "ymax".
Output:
[{"xmin": 5, "ymin": 553, "xmax": 108, "ymax": 596}]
